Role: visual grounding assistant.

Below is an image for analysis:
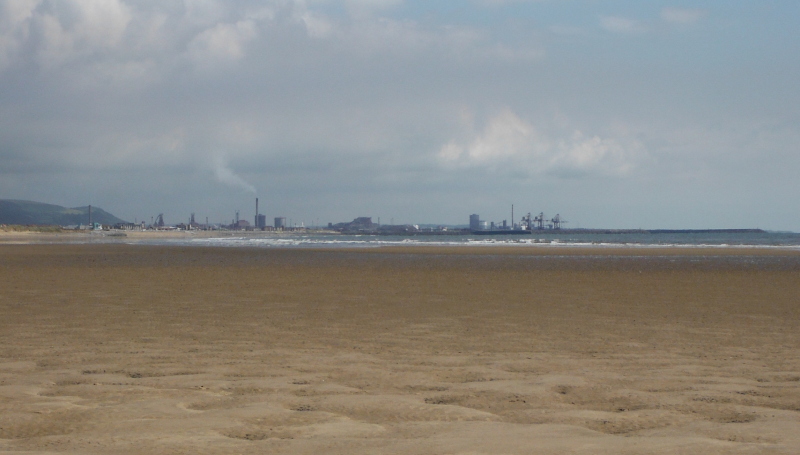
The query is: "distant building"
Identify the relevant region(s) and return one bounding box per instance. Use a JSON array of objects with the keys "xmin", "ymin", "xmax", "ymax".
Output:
[
  {"xmin": 350, "ymin": 217, "xmax": 374, "ymax": 229},
  {"xmin": 275, "ymin": 217, "xmax": 286, "ymax": 229},
  {"xmin": 469, "ymin": 214, "xmax": 481, "ymax": 230},
  {"xmin": 113, "ymin": 222, "xmax": 138, "ymax": 230},
  {"xmin": 329, "ymin": 217, "xmax": 377, "ymax": 232},
  {"xmin": 256, "ymin": 214, "xmax": 266, "ymax": 229}
]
